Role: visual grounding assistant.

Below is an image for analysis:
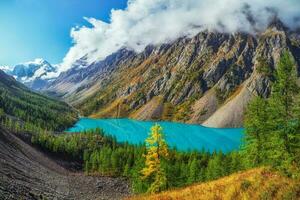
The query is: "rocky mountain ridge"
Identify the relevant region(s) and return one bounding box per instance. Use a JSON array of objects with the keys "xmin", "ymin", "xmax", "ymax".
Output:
[
  {"xmin": 4, "ymin": 58, "xmax": 58, "ymax": 90},
  {"xmin": 45, "ymin": 19, "xmax": 300, "ymax": 128}
]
